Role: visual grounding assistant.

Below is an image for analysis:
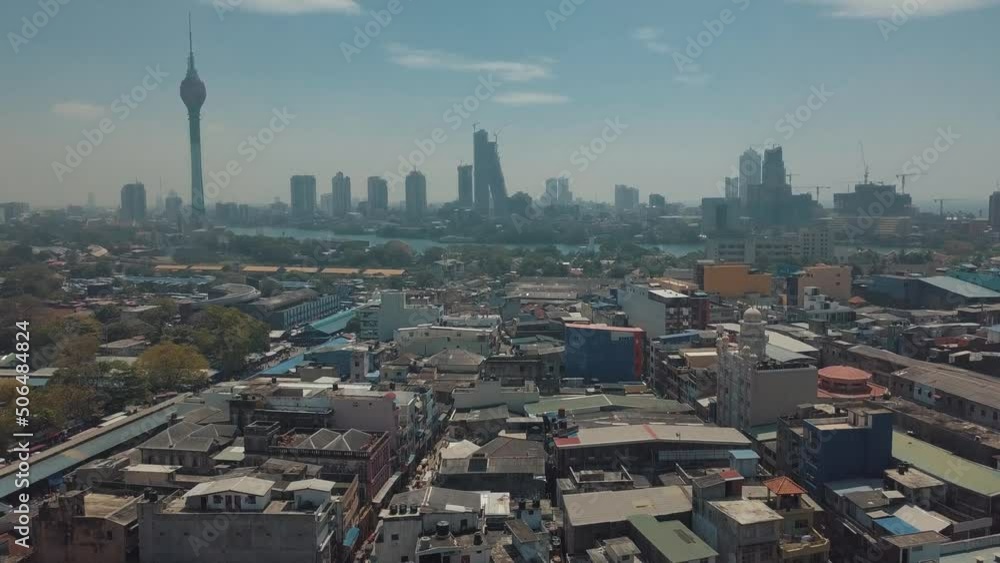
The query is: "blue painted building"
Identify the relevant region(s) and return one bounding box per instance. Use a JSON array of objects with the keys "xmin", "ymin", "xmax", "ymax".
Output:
[
  {"xmin": 801, "ymin": 407, "xmax": 893, "ymax": 495},
  {"xmin": 563, "ymin": 323, "xmax": 645, "ymax": 383}
]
